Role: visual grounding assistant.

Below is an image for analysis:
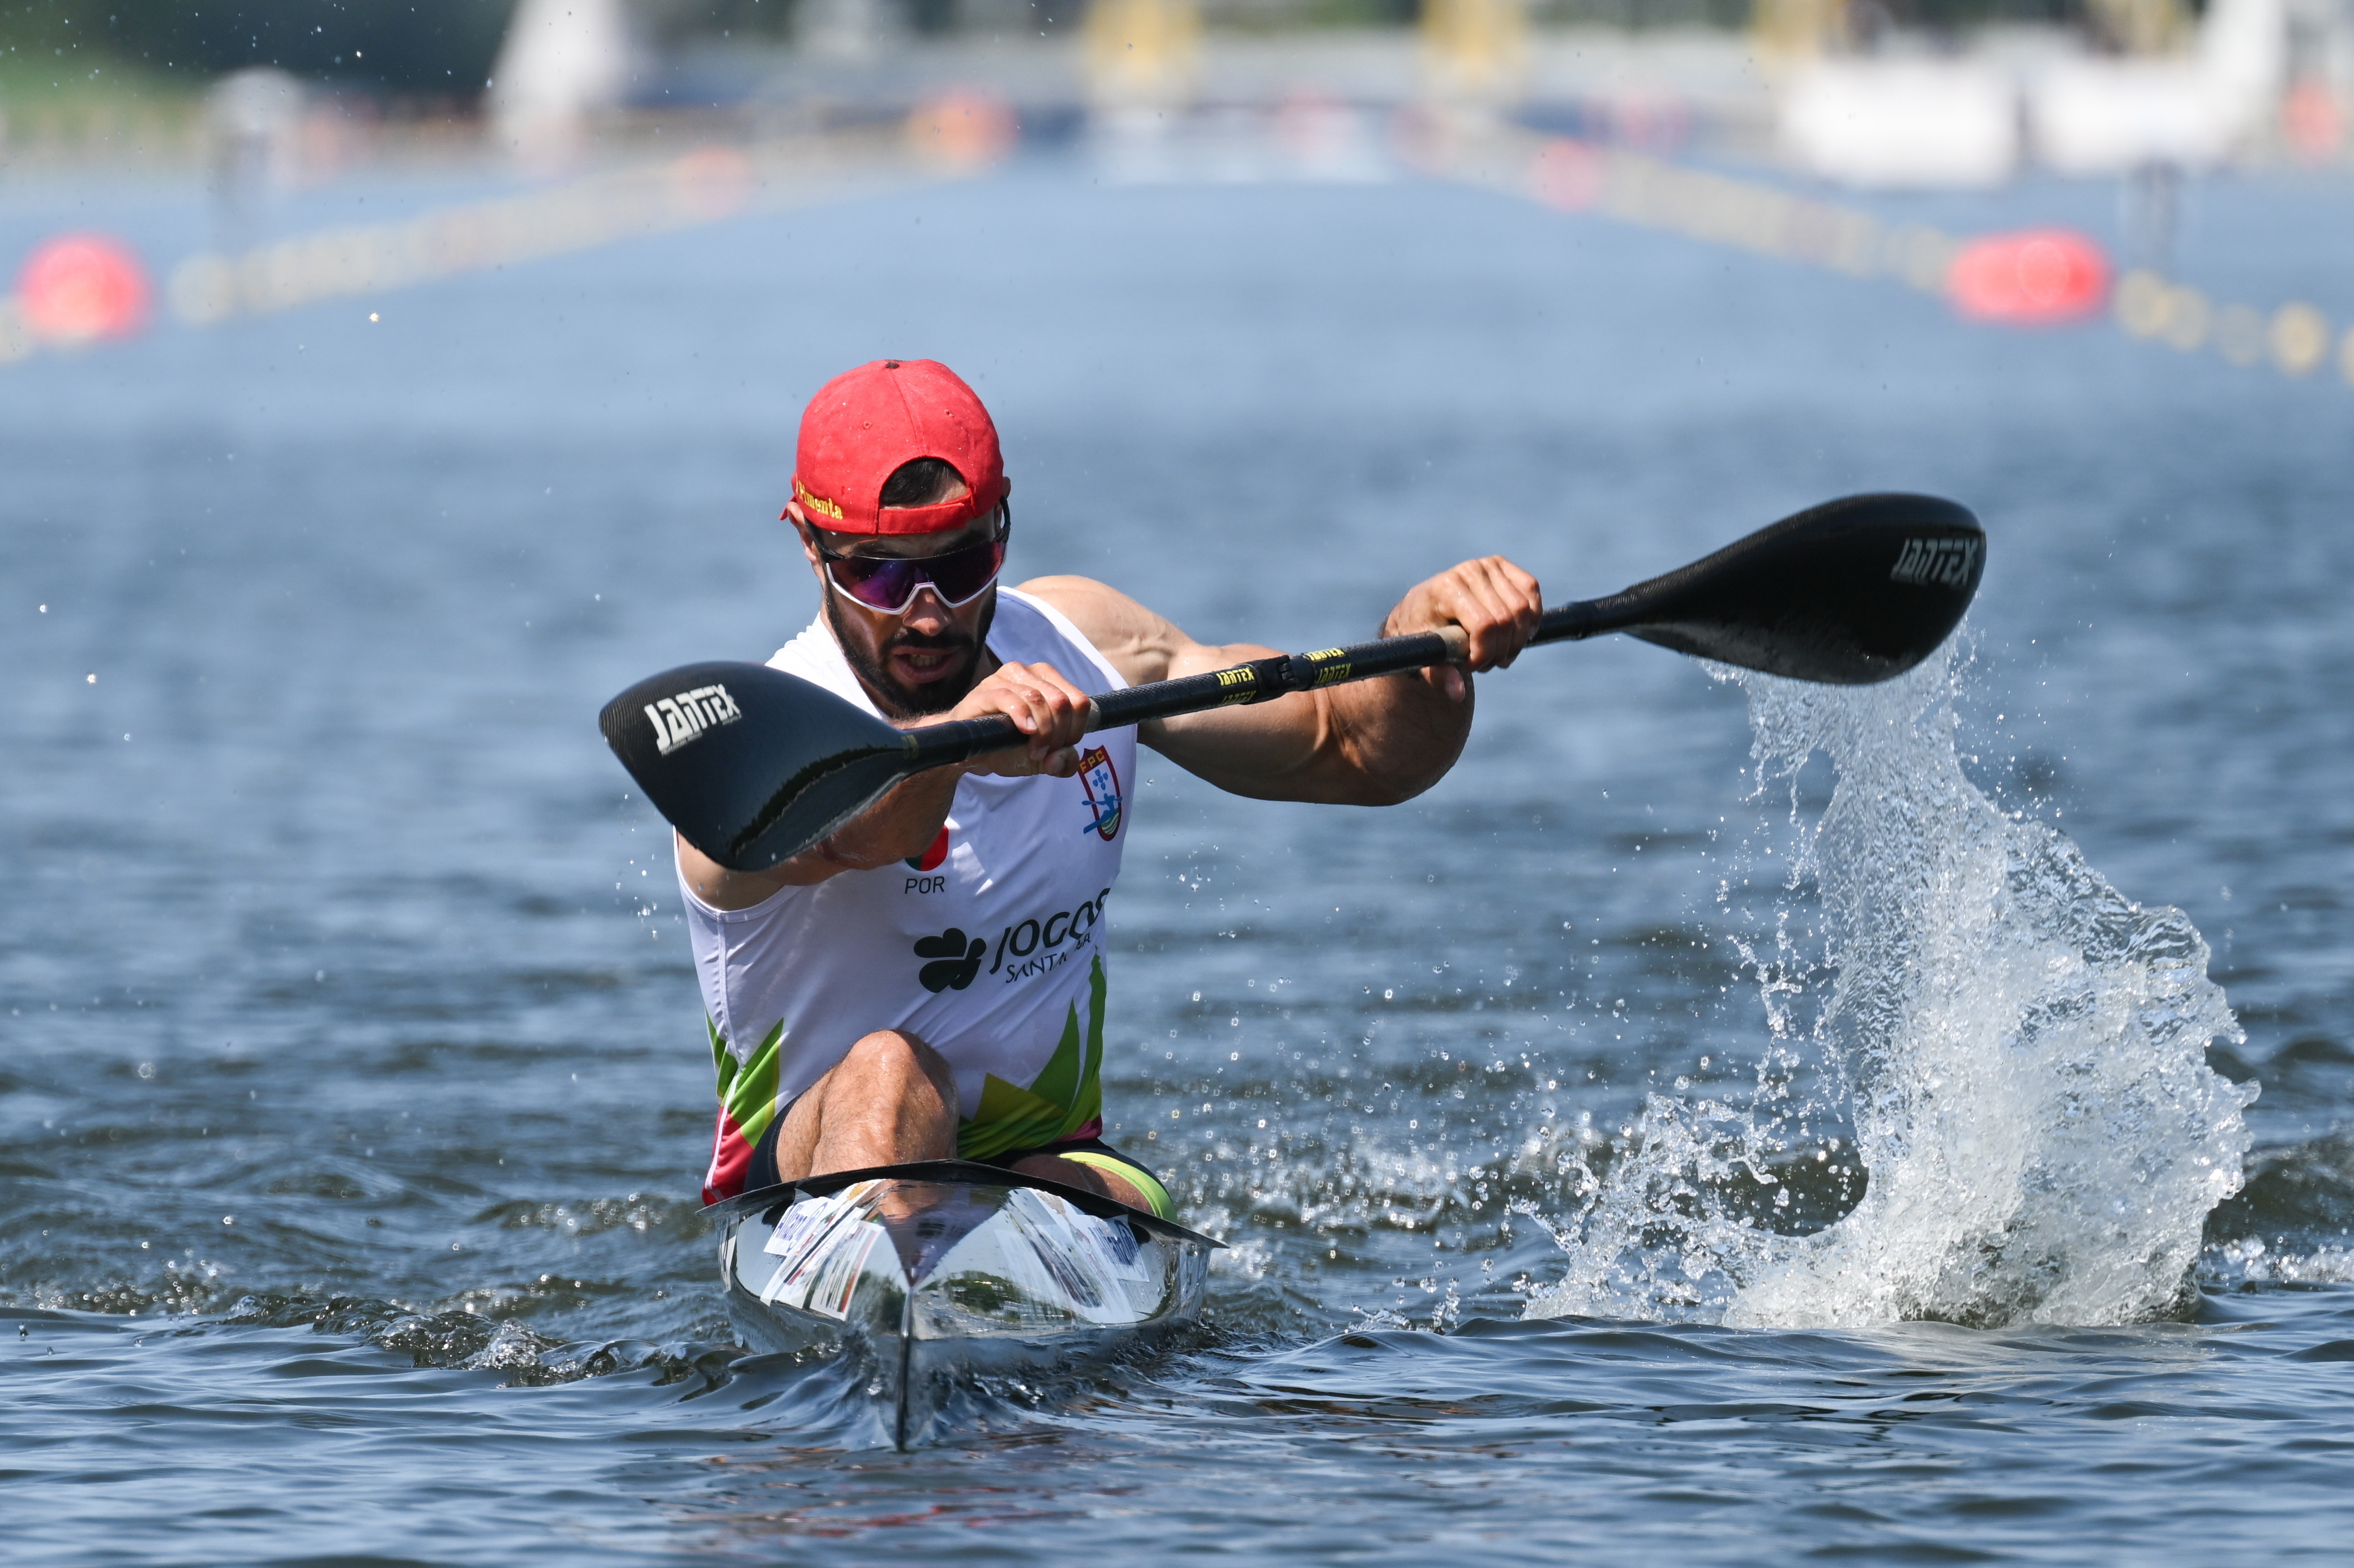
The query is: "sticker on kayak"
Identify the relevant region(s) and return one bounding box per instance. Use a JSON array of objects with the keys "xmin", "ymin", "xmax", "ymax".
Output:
[
  {"xmin": 759, "ymin": 1181, "xmax": 881, "ymax": 1308},
  {"xmin": 644, "ymin": 683, "xmax": 742, "ymax": 756},
  {"xmin": 762, "ymin": 1190, "xmax": 846, "ymax": 1260},
  {"xmin": 766, "ymin": 1215, "xmax": 886, "ymax": 1318},
  {"xmin": 1001, "ymin": 1188, "xmax": 1157, "ymax": 1319},
  {"xmin": 1005, "ymin": 1189, "xmax": 1106, "ymax": 1310},
  {"xmin": 797, "ymin": 1222, "xmax": 883, "ymax": 1321}
]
